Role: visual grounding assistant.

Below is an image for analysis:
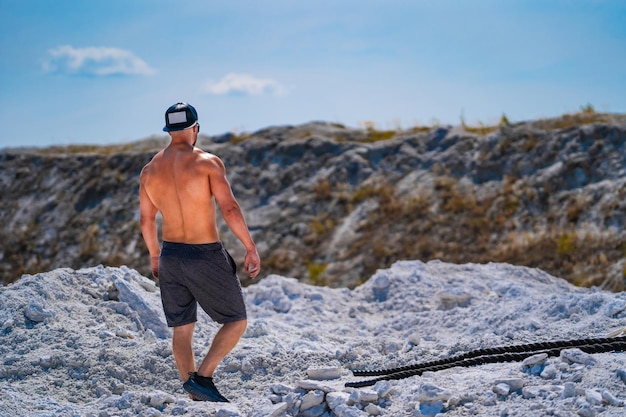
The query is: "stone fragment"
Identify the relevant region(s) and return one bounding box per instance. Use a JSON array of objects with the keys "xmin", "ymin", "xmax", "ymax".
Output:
[
  {"xmin": 299, "ymin": 403, "xmax": 326, "ymax": 417},
  {"xmin": 332, "ymin": 403, "xmax": 369, "ymax": 417},
  {"xmin": 540, "ymin": 364, "xmax": 557, "ymax": 379},
  {"xmin": 561, "ymin": 382, "xmax": 576, "ymax": 399},
  {"xmin": 605, "ymin": 300, "xmax": 626, "ymax": 317},
  {"xmin": 364, "ymin": 403, "xmax": 382, "ymax": 415},
  {"xmin": 437, "ymin": 291, "xmax": 472, "ymax": 309},
  {"xmin": 297, "ymin": 380, "xmax": 334, "ymax": 392},
  {"xmin": 112, "ymin": 273, "xmax": 169, "ymax": 339},
  {"xmin": 561, "ymin": 348, "xmax": 595, "ymax": 365},
  {"xmin": 495, "ymin": 378, "xmax": 524, "ymax": 392},
  {"xmin": 356, "ymin": 389, "xmax": 379, "ymax": 403},
  {"xmin": 522, "ymin": 353, "xmax": 548, "ymax": 367},
  {"xmin": 568, "ymin": 371, "xmax": 585, "ymax": 383},
  {"xmin": 585, "ymin": 389, "xmax": 603, "ymax": 405},
  {"xmin": 418, "ymin": 383, "xmax": 452, "ymax": 402},
  {"xmin": 300, "ymin": 390, "xmax": 325, "ymax": 411},
  {"xmin": 348, "ymin": 390, "xmax": 359, "ymax": 405},
  {"xmin": 419, "ymin": 401, "xmax": 444, "ymax": 416},
  {"xmin": 529, "ymin": 364, "xmax": 544, "ymax": 376},
  {"xmin": 602, "ymin": 390, "xmax": 623, "ymax": 406},
  {"xmin": 115, "ymin": 327, "xmax": 133, "ymax": 338},
  {"xmin": 373, "ymin": 381, "xmax": 394, "ymax": 398},
  {"xmin": 147, "ymin": 390, "xmax": 175, "ymax": 407},
  {"xmin": 270, "ymin": 383, "xmax": 293, "ymax": 395},
  {"xmin": 522, "ymin": 386, "xmax": 539, "ymax": 399},
  {"xmin": 283, "ymin": 392, "xmax": 302, "ymax": 409},
  {"xmin": 306, "ymin": 367, "xmax": 342, "ymax": 380},
  {"xmin": 326, "ymin": 392, "xmax": 351, "ymax": 410},
  {"xmin": 521, "ymin": 385, "xmax": 559, "ymax": 400},
  {"xmin": 24, "ymin": 302, "xmax": 53, "ymax": 322},
  {"xmin": 265, "ymin": 402, "xmax": 289, "ymax": 417},
  {"xmin": 39, "ymin": 356, "xmax": 52, "ymax": 368},
  {"xmin": 493, "ymin": 383, "xmax": 510, "ymax": 396}
]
